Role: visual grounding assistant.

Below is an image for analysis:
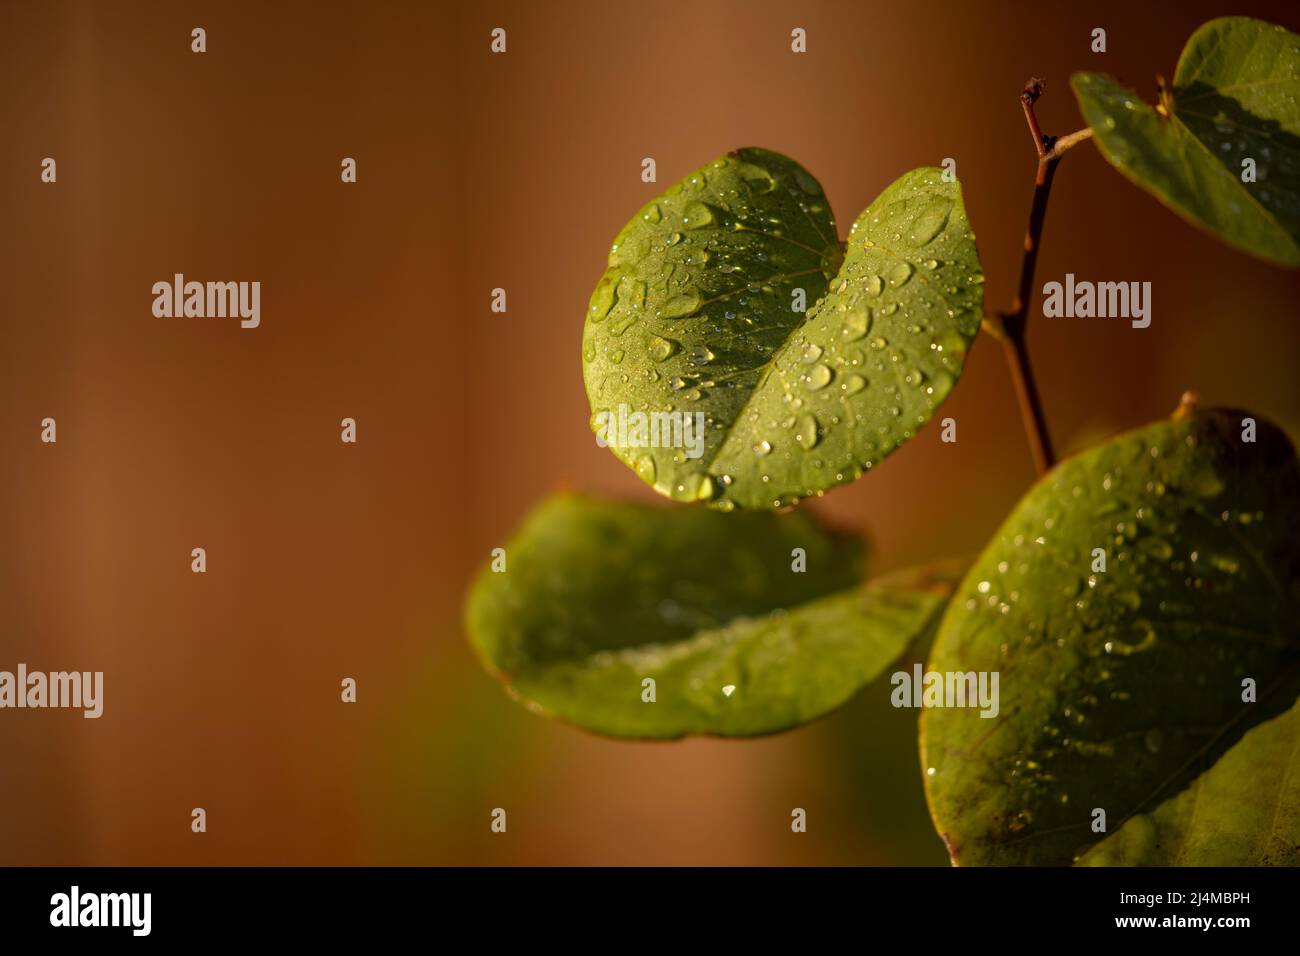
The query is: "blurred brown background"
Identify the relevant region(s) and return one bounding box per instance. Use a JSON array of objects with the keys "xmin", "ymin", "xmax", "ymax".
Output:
[{"xmin": 2, "ymin": 0, "xmax": 1297, "ymax": 866}]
